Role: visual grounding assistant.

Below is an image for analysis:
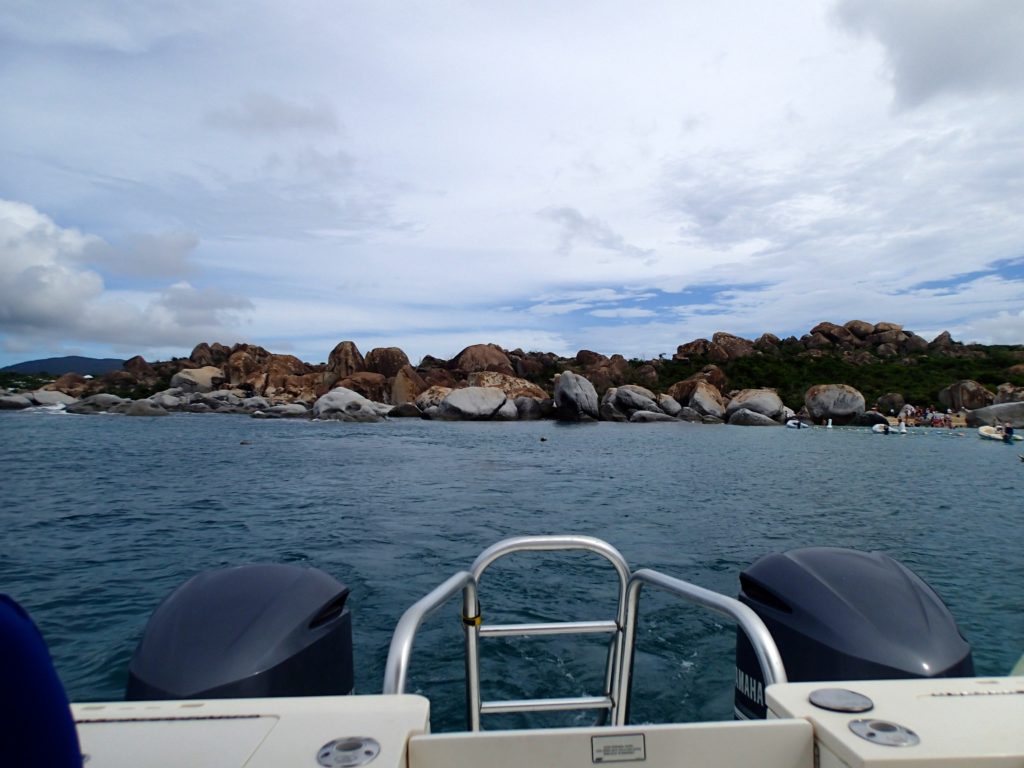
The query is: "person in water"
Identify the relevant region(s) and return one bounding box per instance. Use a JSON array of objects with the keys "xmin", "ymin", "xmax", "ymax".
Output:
[{"xmin": 1004, "ymin": 422, "xmax": 1015, "ymax": 444}]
